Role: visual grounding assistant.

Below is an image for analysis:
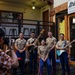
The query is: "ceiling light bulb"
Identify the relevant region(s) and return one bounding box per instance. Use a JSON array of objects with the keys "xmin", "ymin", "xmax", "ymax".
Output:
[{"xmin": 32, "ymin": 6, "xmax": 35, "ymax": 9}]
